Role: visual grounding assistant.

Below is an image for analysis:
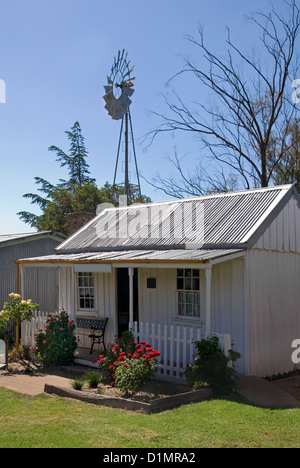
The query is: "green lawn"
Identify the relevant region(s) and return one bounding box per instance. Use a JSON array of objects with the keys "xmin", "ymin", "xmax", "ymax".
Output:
[{"xmin": 0, "ymin": 387, "xmax": 299, "ymax": 448}]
